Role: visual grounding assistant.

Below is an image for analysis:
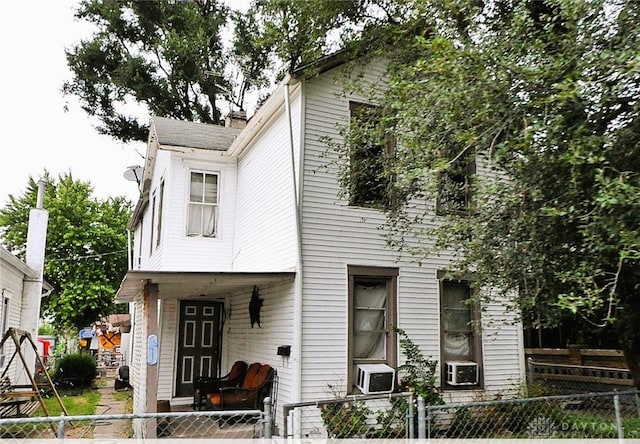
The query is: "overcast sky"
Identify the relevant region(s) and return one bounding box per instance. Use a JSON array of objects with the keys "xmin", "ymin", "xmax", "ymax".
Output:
[{"xmin": 0, "ymin": 0, "xmax": 249, "ymax": 207}]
